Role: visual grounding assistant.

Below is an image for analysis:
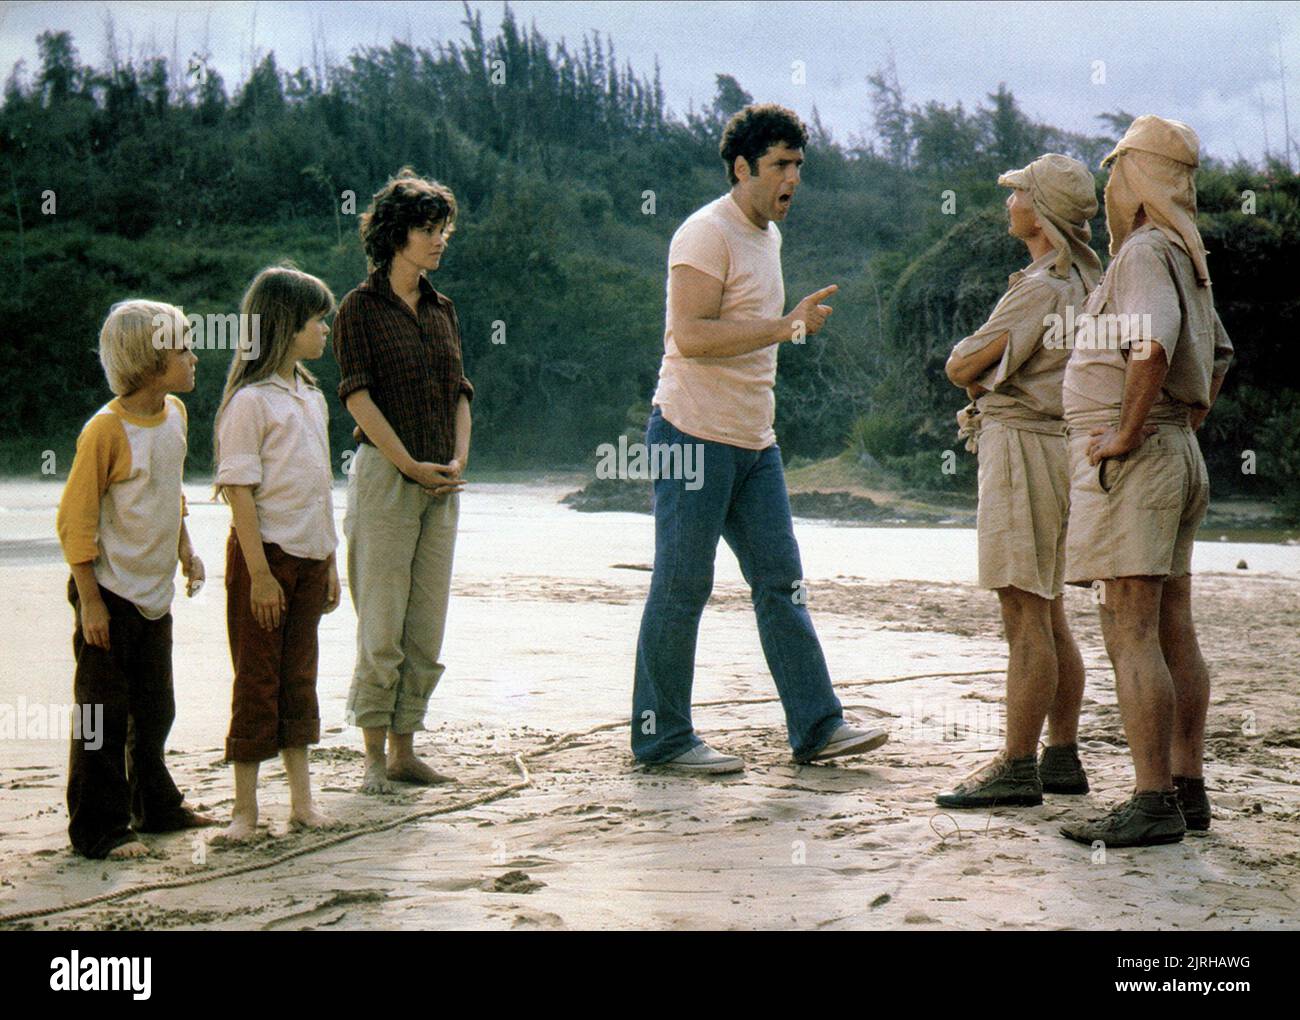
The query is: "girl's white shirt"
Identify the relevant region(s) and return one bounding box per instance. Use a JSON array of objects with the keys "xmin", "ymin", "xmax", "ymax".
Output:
[{"xmin": 216, "ymin": 373, "xmax": 338, "ymax": 561}]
